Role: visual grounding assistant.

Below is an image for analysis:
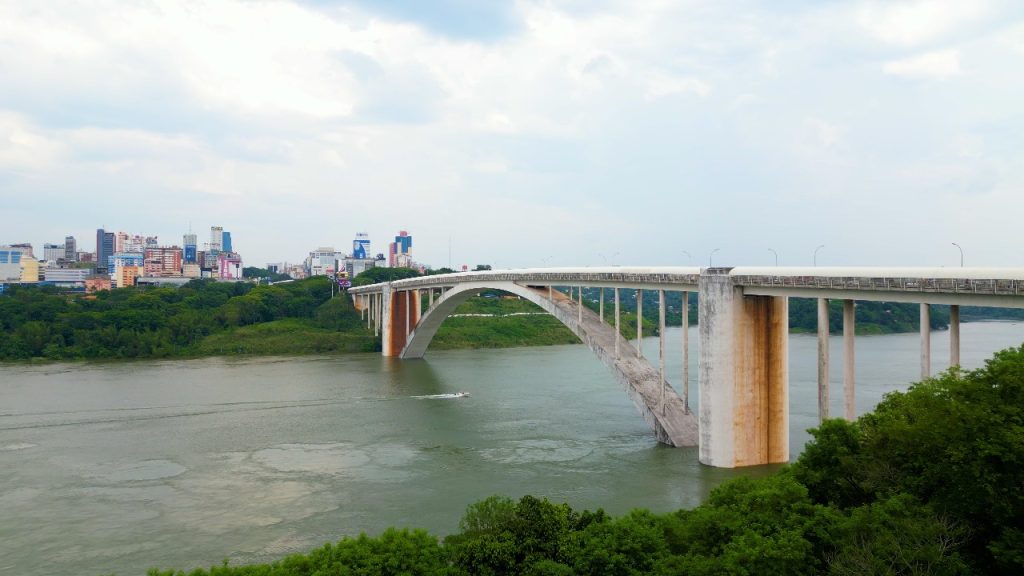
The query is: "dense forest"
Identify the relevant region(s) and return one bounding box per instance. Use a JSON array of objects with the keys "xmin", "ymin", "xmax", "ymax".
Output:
[
  {"xmin": 149, "ymin": 344, "xmax": 1024, "ymax": 575},
  {"xmin": 0, "ymin": 277, "xmax": 376, "ymax": 360}
]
